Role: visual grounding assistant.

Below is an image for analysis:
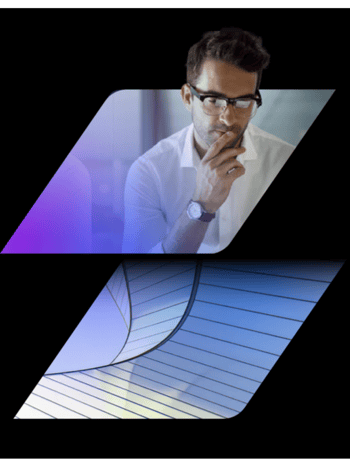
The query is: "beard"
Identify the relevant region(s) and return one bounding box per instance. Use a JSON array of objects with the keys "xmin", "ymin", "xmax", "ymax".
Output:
[
  {"xmin": 210, "ymin": 123, "xmax": 248, "ymax": 152},
  {"xmin": 192, "ymin": 112, "xmax": 249, "ymax": 158}
]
